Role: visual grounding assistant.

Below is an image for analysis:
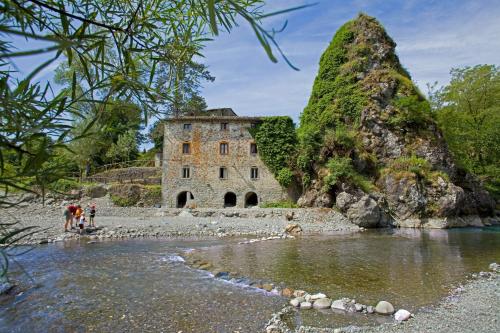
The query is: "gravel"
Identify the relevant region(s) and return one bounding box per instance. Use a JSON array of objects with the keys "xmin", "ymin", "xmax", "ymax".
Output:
[
  {"xmin": 1, "ymin": 196, "xmax": 358, "ymax": 244},
  {"xmin": 294, "ymin": 272, "xmax": 500, "ymax": 333}
]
